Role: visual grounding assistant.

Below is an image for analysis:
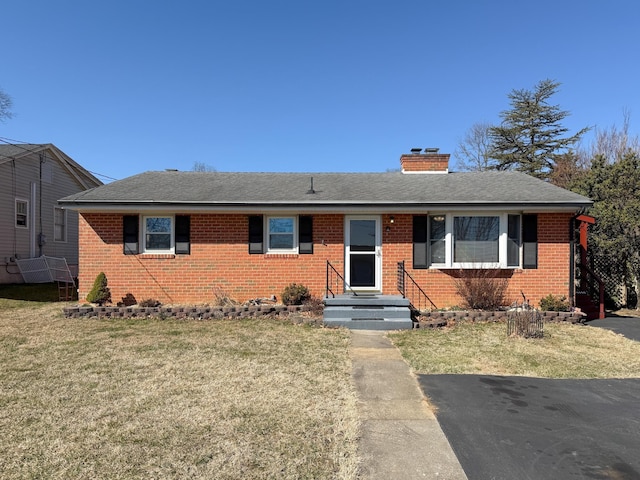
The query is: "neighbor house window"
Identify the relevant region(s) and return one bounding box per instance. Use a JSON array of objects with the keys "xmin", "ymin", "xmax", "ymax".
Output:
[
  {"xmin": 412, "ymin": 213, "xmax": 538, "ymax": 269},
  {"xmin": 268, "ymin": 217, "xmax": 296, "ymax": 252},
  {"xmin": 15, "ymin": 199, "xmax": 28, "ymax": 228},
  {"xmin": 54, "ymin": 207, "xmax": 67, "ymax": 242},
  {"xmin": 143, "ymin": 216, "xmax": 173, "ymax": 253}
]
